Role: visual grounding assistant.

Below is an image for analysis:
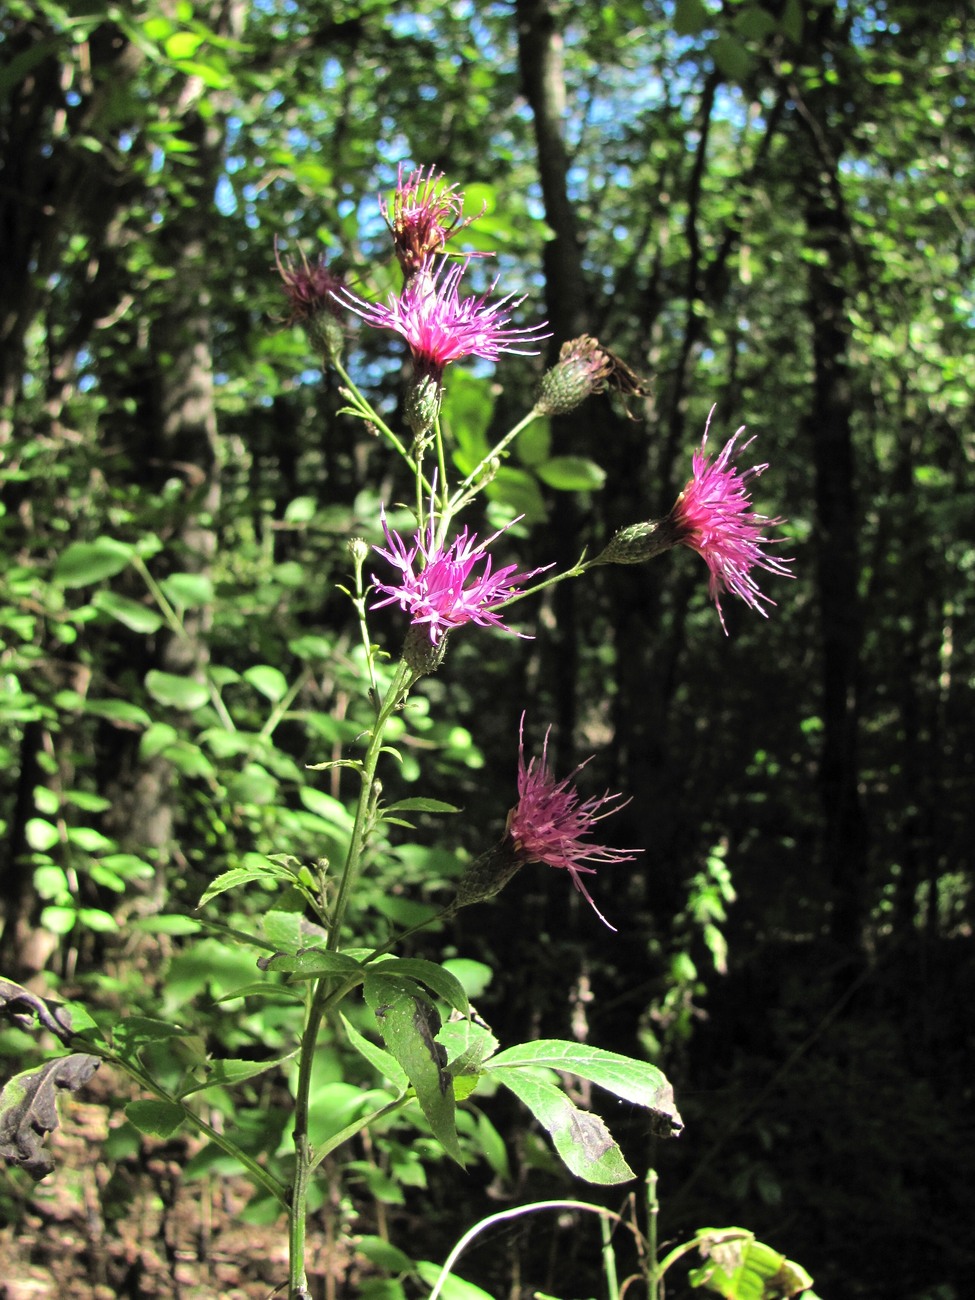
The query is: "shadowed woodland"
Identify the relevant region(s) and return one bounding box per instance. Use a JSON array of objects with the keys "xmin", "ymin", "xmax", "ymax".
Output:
[{"xmin": 1, "ymin": 1, "xmax": 974, "ymax": 1297}]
